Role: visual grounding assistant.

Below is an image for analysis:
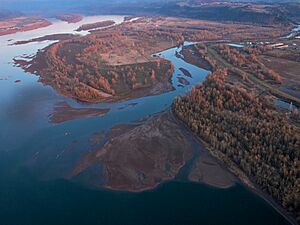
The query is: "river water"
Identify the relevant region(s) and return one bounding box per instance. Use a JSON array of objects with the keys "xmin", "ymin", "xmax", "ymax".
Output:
[
  {"xmin": 286, "ymin": 24, "xmax": 300, "ymax": 39},
  {"xmin": 0, "ymin": 16, "xmax": 292, "ymax": 225}
]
